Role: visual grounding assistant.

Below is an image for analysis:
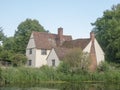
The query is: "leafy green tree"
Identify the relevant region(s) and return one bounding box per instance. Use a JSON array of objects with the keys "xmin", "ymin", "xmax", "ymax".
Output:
[
  {"xmin": 0, "ymin": 27, "xmax": 4, "ymax": 41},
  {"xmin": 97, "ymin": 61, "xmax": 110, "ymax": 72},
  {"xmin": 92, "ymin": 4, "xmax": 120, "ymax": 63},
  {"xmin": 57, "ymin": 62, "xmax": 70, "ymax": 74},
  {"xmin": 10, "ymin": 53, "xmax": 27, "ymax": 67},
  {"xmin": 0, "ymin": 50, "xmax": 27, "ymax": 67},
  {"xmin": 0, "ymin": 50, "xmax": 12, "ymax": 62},
  {"xmin": 0, "ymin": 27, "xmax": 7, "ymax": 52},
  {"xmin": 0, "ymin": 27, "xmax": 6, "ymax": 44},
  {"xmin": 14, "ymin": 18, "xmax": 46, "ymax": 54},
  {"xmin": 63, "ymin": 48, "xmax": 90, "ymax": 73},
  {"xmin": 2, "ymin": 37, "xmax": 15, "ymax": 51}
]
